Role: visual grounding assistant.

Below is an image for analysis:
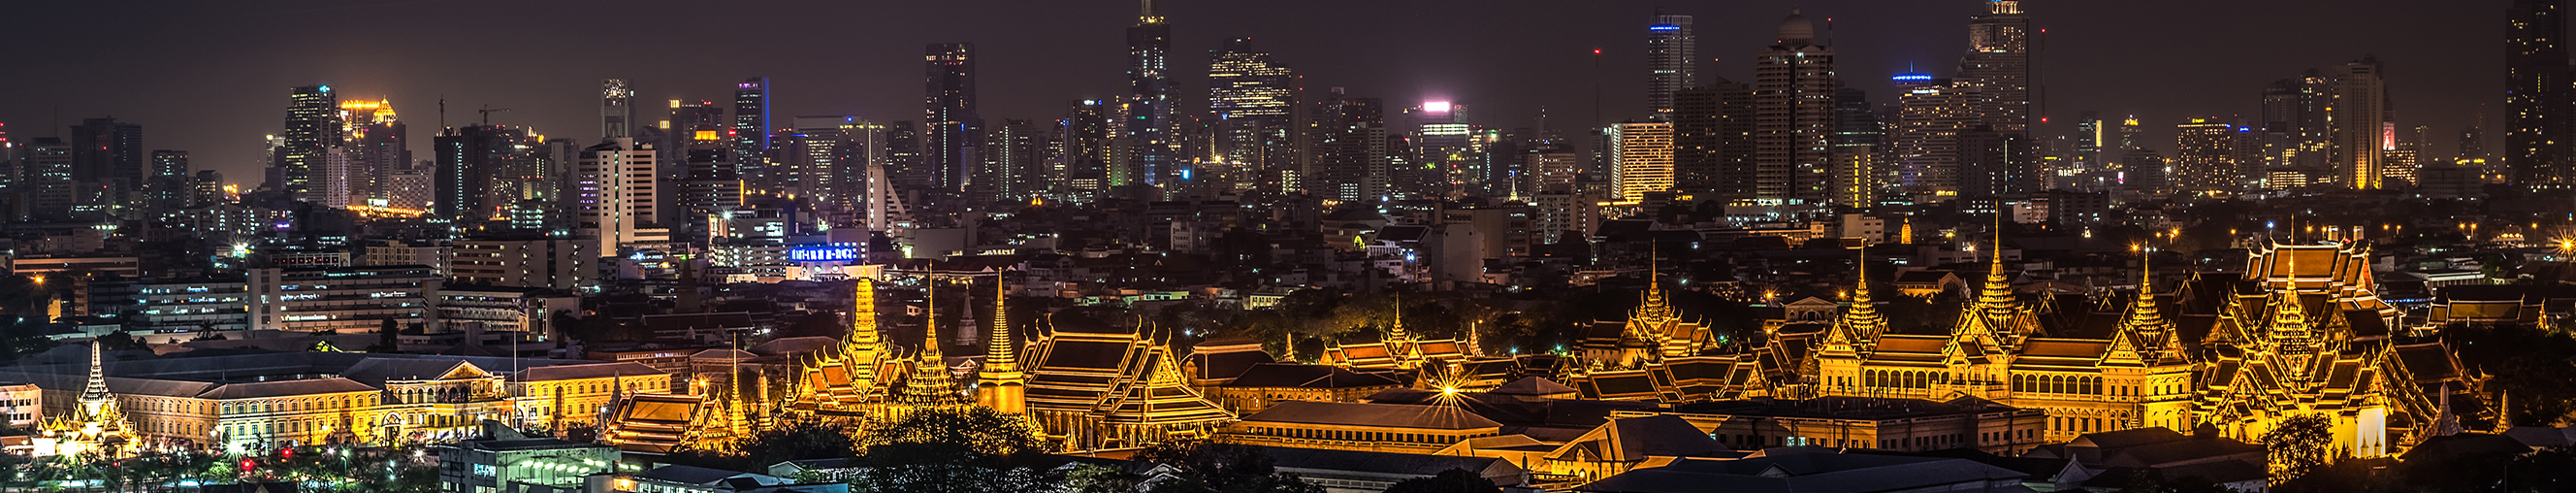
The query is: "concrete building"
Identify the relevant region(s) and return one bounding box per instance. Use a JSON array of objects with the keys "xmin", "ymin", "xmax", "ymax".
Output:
[
  {"xmin": 248, "ymin": 265, "xmax": 440, "ymax": 333},
  {"xmin": 1610, "ymin": 122, "xmax": 1676, "ymax": 201},
  {"xmin": 451, "ymin": 237, "xmax": 595, "ymax": 291}
]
